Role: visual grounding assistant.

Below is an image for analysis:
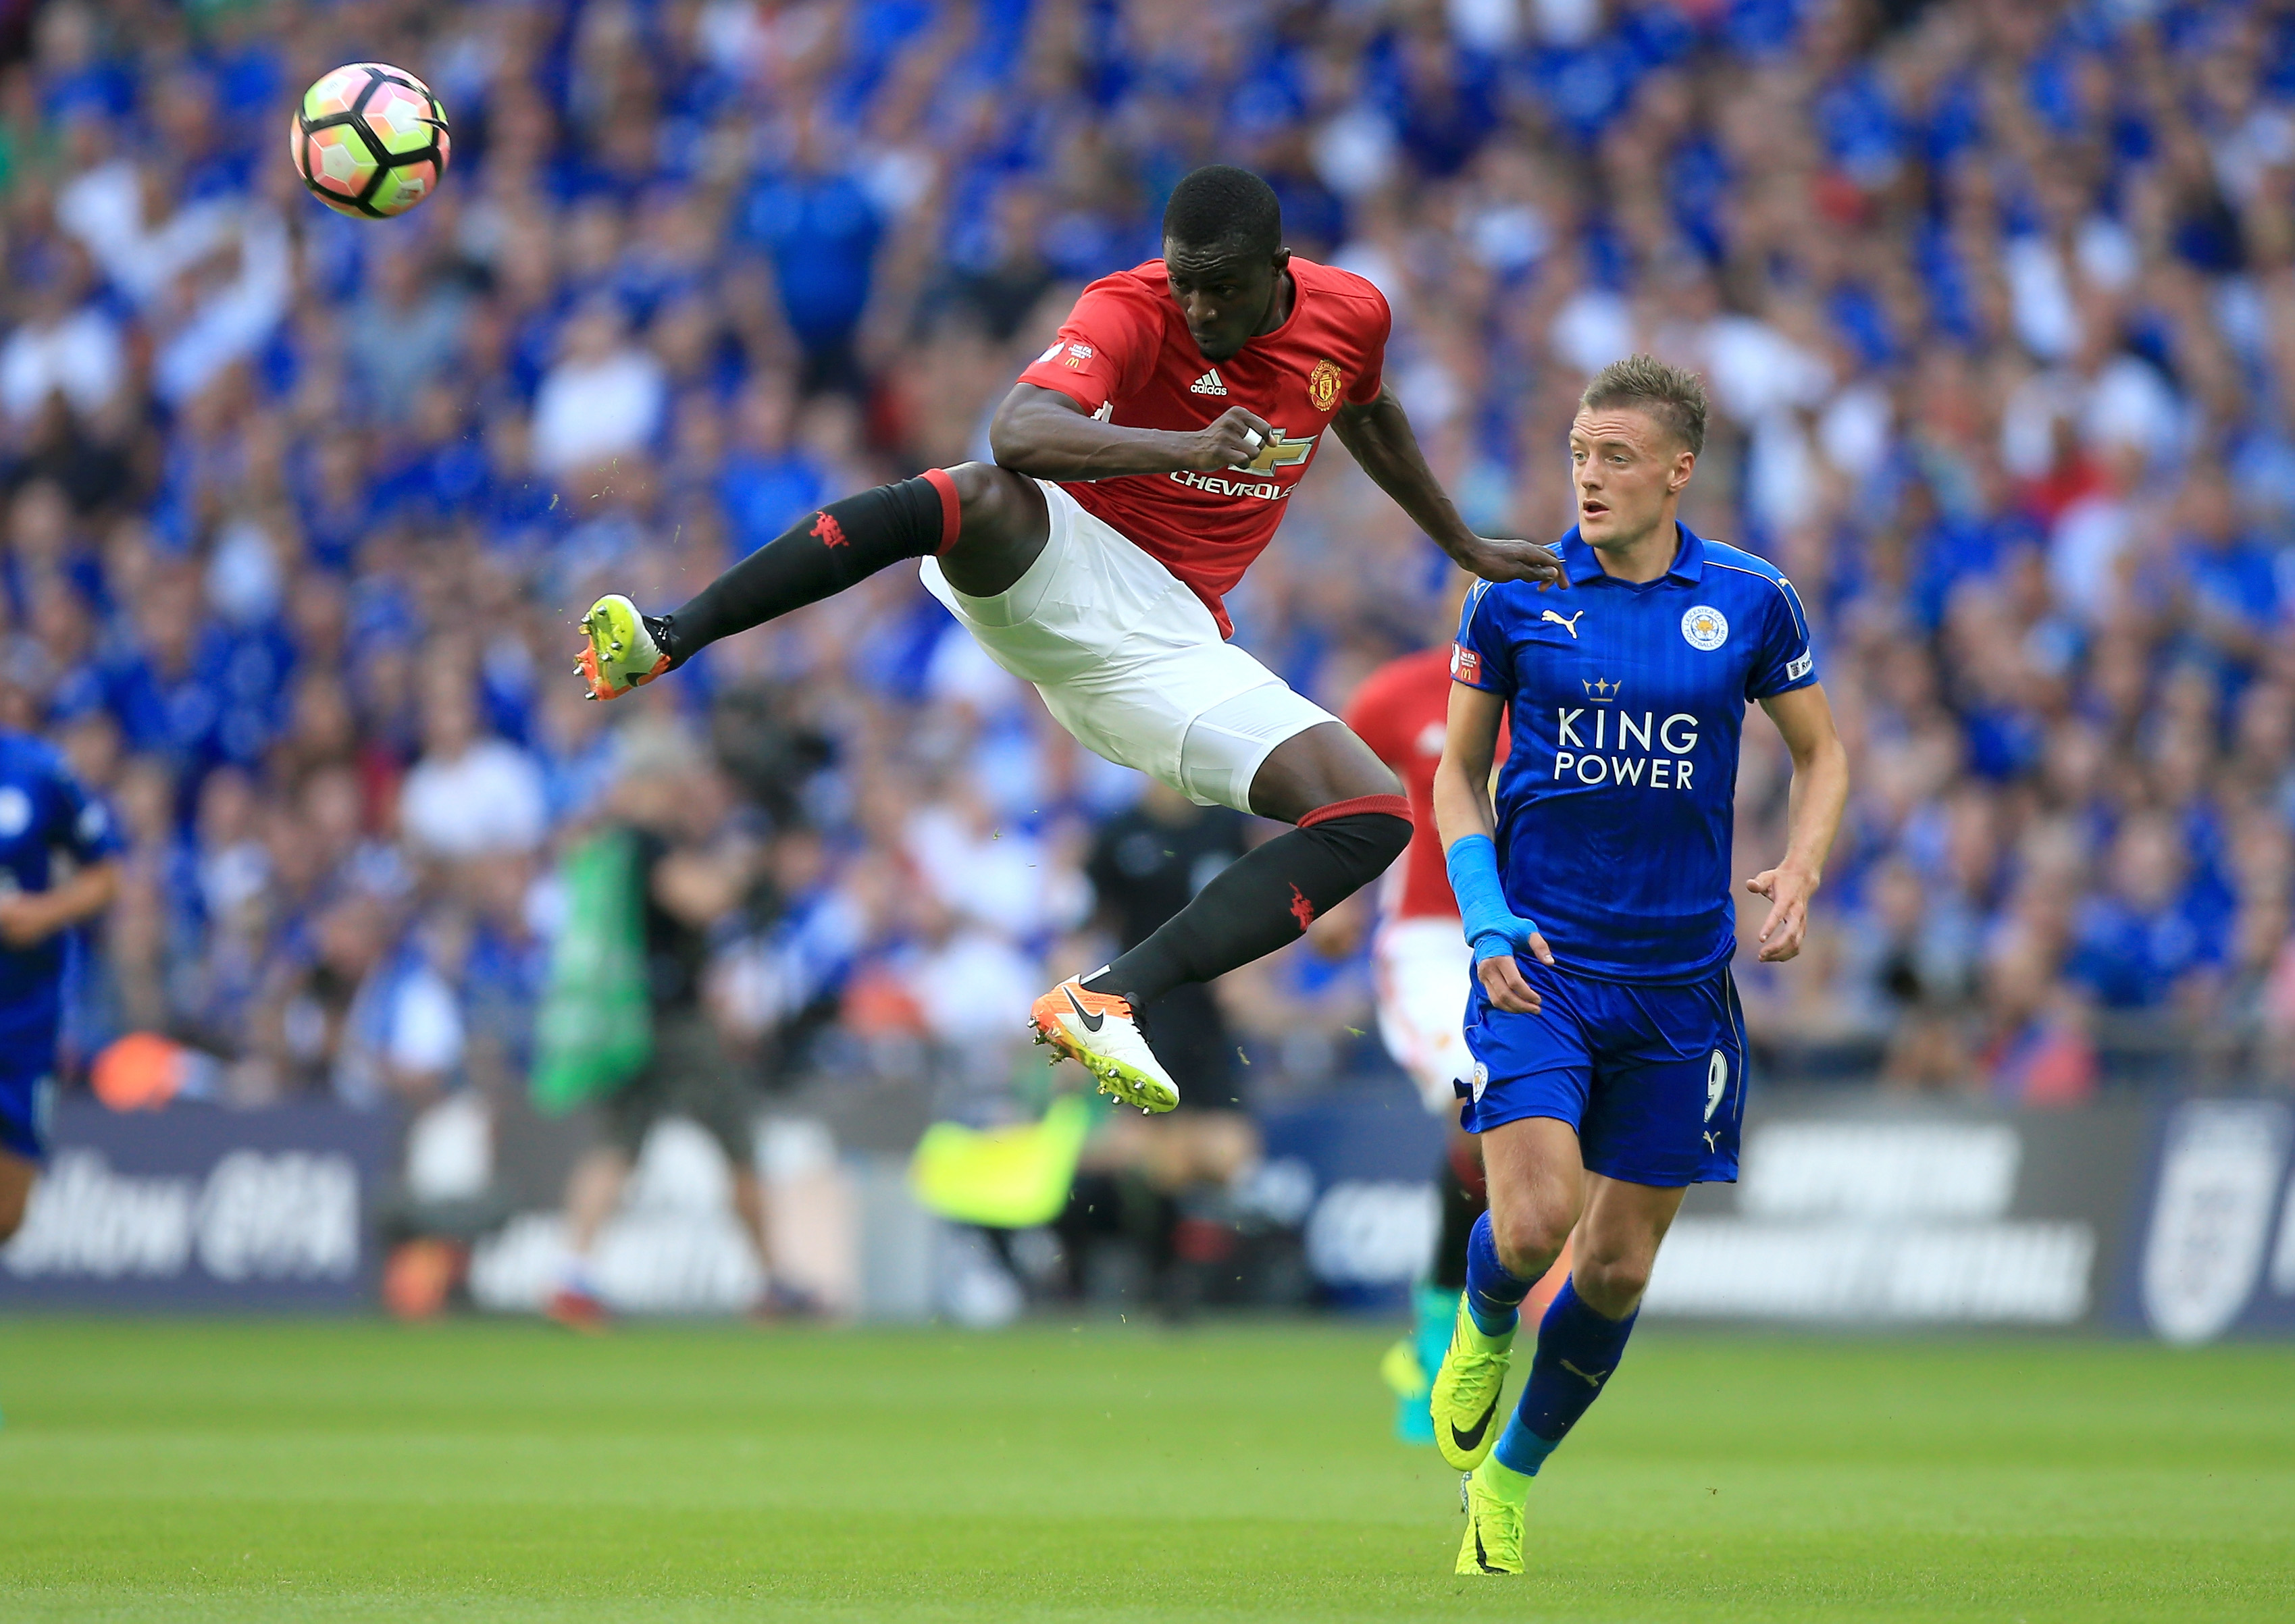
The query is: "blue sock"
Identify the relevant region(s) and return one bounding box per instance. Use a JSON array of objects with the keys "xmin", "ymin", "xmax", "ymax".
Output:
[
  {"xmin": 1462, "ymin": 1211, "xmax": 1532, "ymax": 1337},
  {"xmin": 1492, "ymin": 1278, "xmax": 1637, "ymax": 1475}
]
